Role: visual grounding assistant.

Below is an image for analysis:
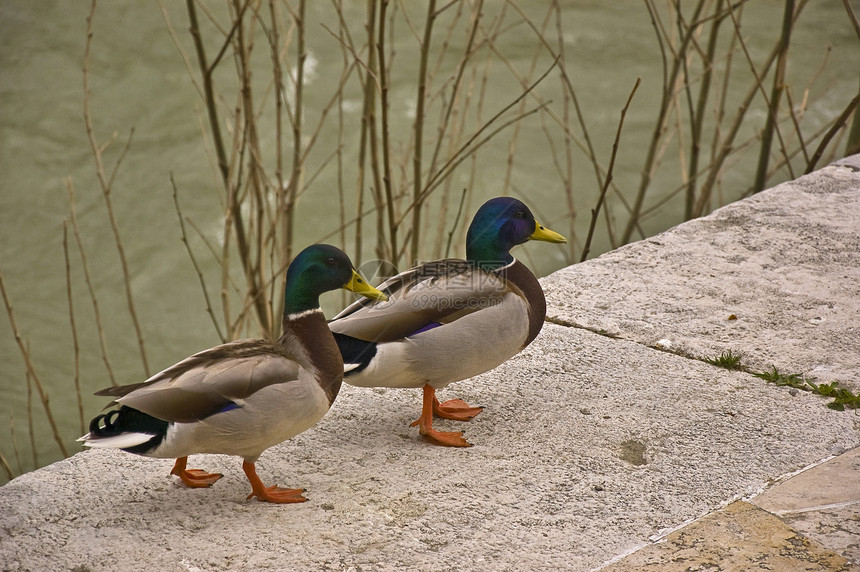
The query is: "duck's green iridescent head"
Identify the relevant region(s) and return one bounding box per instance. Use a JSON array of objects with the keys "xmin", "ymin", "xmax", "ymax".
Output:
[
  {"xmin": 284, "ymin": 244, "xmax": 386, "ymax": 315},
  {"xmin": 465, "ymin": 197, "xmax": 566, "ymax": 268}
]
